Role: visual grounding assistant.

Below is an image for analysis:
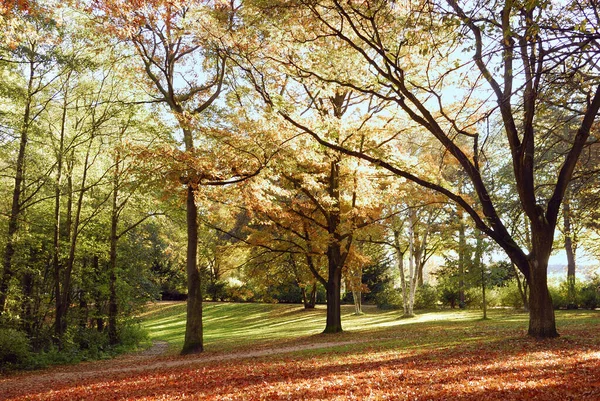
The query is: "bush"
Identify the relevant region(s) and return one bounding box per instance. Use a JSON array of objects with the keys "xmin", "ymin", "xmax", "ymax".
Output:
[
  {"xmin": 0, "ymin": 328, "xmax": 31, "ymax": 370},
  {"xmin": 439, "ymin": 285, "xmax": 461, "ymax": 308},
  {"xmin": 72, "ymin": 327, "xmax": 109, "ymax": 358},
  {"xmin": 580, "ymin": 282, "xmax": 600, "ymax": 309},
  {"xmin": 118, "ymin": 322, "xmax": 149, "ymax": 349},
  {"xmin": 374, "ymin": 287, "xmax": 403, "ymax": 310},
  {"xmin": 497, "ymin": 281, "xmax": 526, "ymax": 308},
  {"xmin": 549, "ymin": 284, "xmax": 567, "ymax": 309},
  {"xmin": 414, "ymin": 284, "xmax": 438, "ymax": 309}
]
